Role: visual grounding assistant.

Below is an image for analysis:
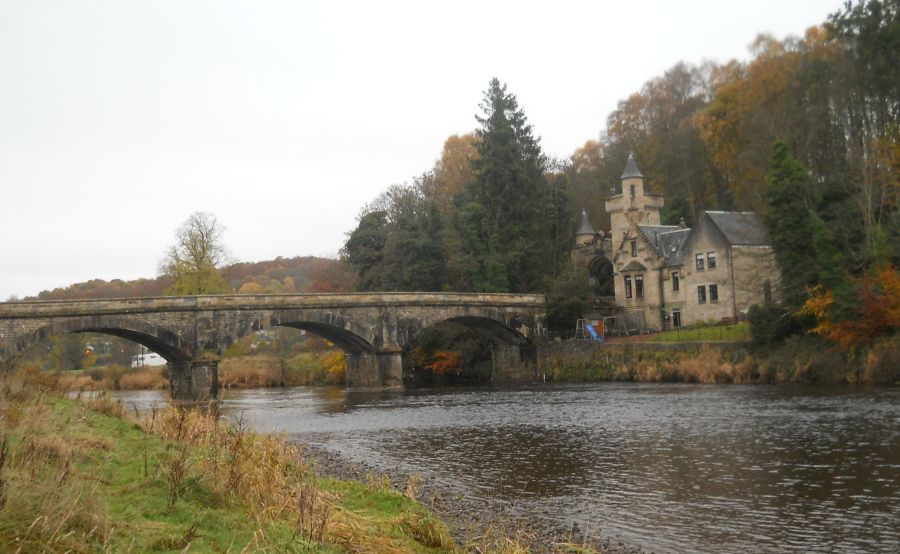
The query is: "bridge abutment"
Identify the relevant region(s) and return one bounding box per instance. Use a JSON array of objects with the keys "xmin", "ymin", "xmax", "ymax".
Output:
[
  {"xmin": 170, "ymin": 360, "xmax": 219, "ymax": 401},
  {"xmin": 491, "ymin": 344, "xmax": 538, "ymax": 382},
  {"xmin": 345, "ymin": 350, "xmax": 403, "ymax": 388}
]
